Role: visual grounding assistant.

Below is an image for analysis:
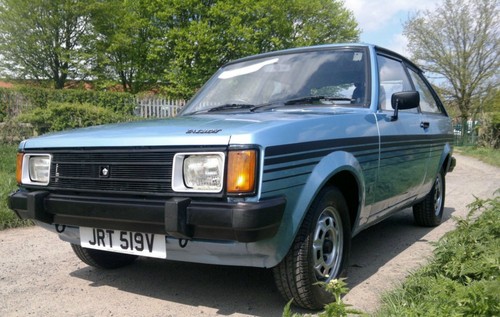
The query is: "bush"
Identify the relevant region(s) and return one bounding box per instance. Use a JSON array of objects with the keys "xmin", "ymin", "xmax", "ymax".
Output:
[
  {"xmin": 0, "ymin": 144, "xmax": 32, "ymax": 230},
  {"xmin": 0, "ymin": 88, "xmax": 29, "ymax": 121},
  {"xmin": 46, "ymin": 89, "xmax": 137, "ymax": 114},
  {"xmin": 0, "ymin": 86, "xmax": 137, "ymax": 122},
  {"xmin": 478, "ymin": 112, "xmax": 500, "ymax": 149},
  {"xmin": 16, "ymin": 86, "xmax": 50, "ymax": 109},
  {"xmin": 0, "ymin": 89, "xmax": 9, "ymax": 121},
  {"xmin": 16, "ymin": 102, "xmax": 137, "ymax": 134},
  {"xmin": 0, "ymin": 121, "xmax": 35, "ymax": 144}
]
